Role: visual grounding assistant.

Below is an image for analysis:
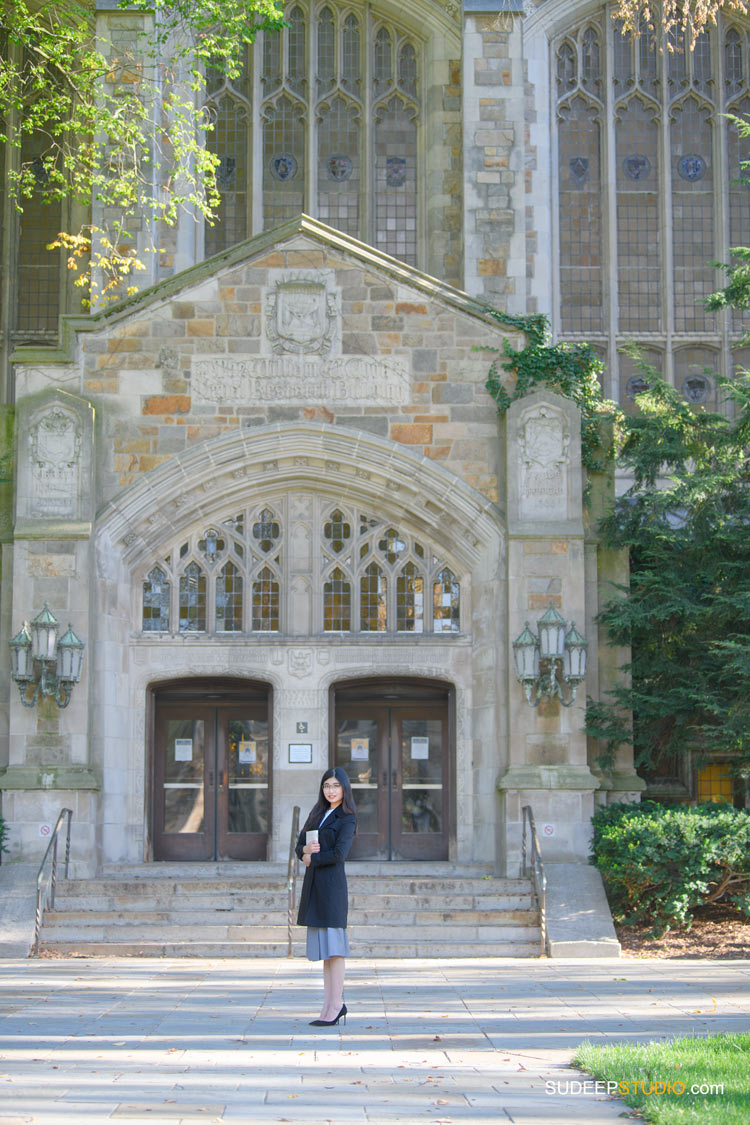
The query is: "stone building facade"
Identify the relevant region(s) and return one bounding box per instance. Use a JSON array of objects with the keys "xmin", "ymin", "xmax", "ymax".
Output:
[{"xmin": 13, "ymin": 0, "xmax": 748, "ymax": 869}]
